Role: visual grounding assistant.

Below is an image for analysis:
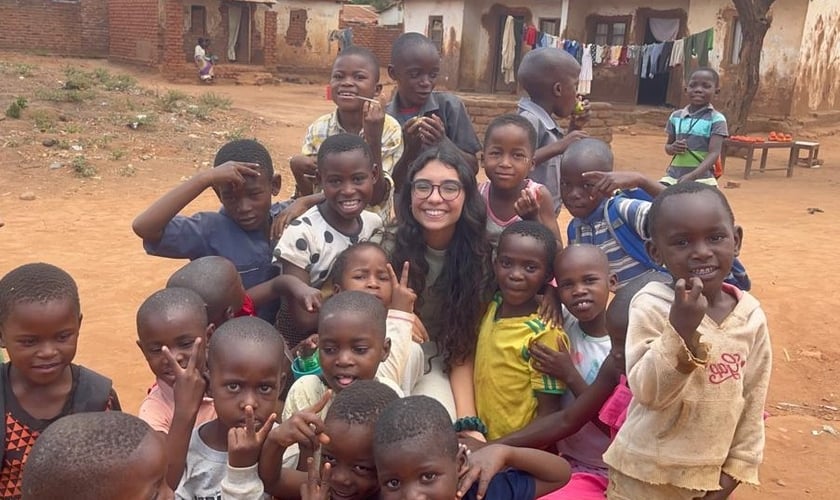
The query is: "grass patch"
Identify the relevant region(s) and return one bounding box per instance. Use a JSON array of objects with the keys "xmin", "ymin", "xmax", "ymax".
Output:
[
  {"xmin": 117, "ymin": 164, "xmax": 137, "ymax": 177},
  {"xmin": 186, "ymin": 105, "xmax": 212, "ymax": 121},
  {"xmin": 95, "ymin": 69, "xmax": 137, "ymax": 91},
  {"xmin": 0, "ymin": 63, "xmax": 35, "ymax": 77},
  {"xmin": 63, "ymin": 67, "xmax": 95, "ymax": 90},
  {"xmin": 5, "ymin": 97, "xmax": 28, "ymax": 119},
  {"xmin": 197, "ymin": 92, "xmax": 231, "ymax": 110},
  {"xmin": 71, "ymin": 156, "xmax": 97, "ymax": 178},
  {"xmin": 64, "ymin": 122, "xmax": 83, "ymax": 134},
  {"xmin": 36, "ymin": 88, "xmax": 95, "ymax": 103},
  {"xmin": 111, "ymin": 148, "xmax": 127, "ymax": 161},
  {"xmin": 157, "ymin": 90, "xmax": 189, "ymax": 112},
  {"xmin": 225, "ymin": 127, "xmax": 247, "ymax": 141},
  {"xmin": 31, "ymin": 110, "xmax": 54, "ymax": 132}
]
